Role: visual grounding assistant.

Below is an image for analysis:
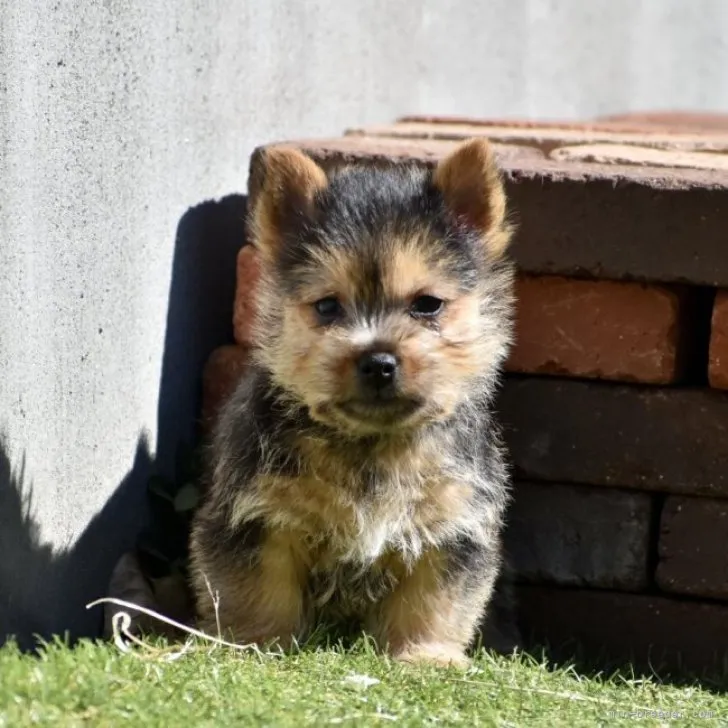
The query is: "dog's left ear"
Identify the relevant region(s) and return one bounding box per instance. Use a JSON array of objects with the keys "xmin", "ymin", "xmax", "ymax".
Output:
[{"xmin": 432, "ymin": 138, "xmax": 510, "ymax": 257}]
